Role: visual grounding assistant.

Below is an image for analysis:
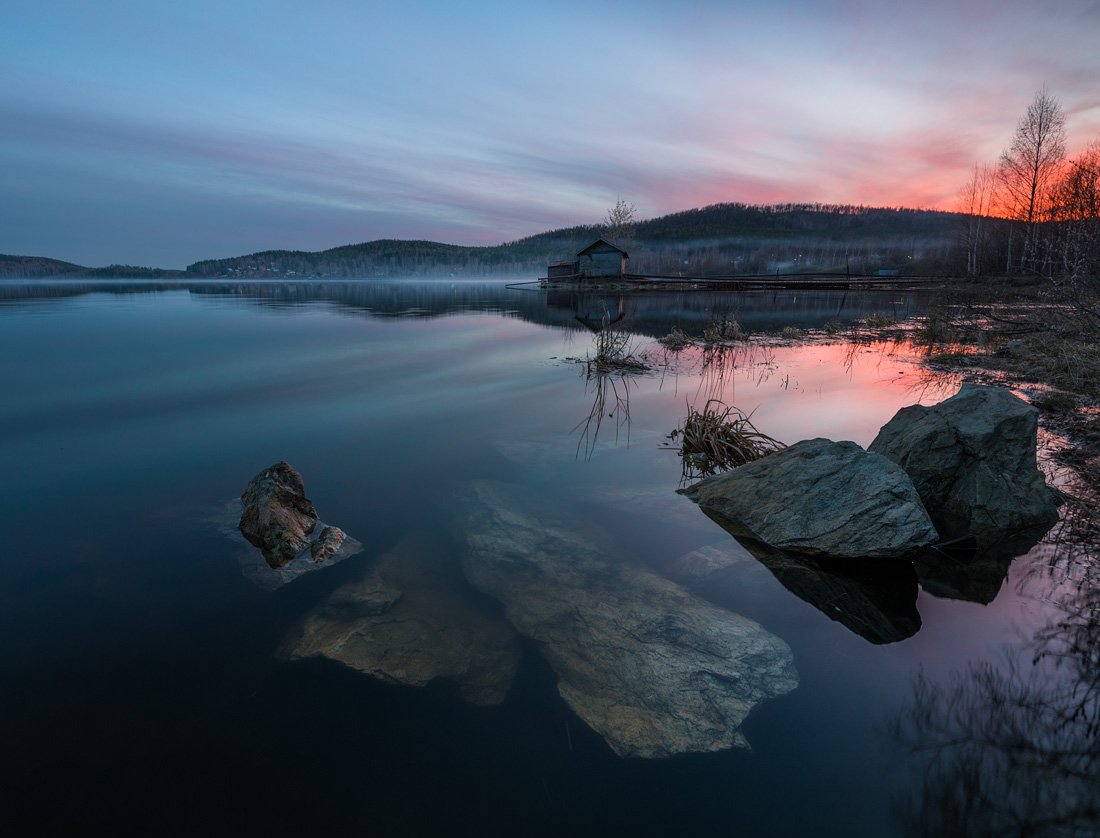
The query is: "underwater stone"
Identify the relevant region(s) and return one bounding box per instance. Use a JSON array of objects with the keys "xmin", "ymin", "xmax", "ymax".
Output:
[{"xmin": 455, "ymin": 481, "xmax": 798, "ymax": 758}]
